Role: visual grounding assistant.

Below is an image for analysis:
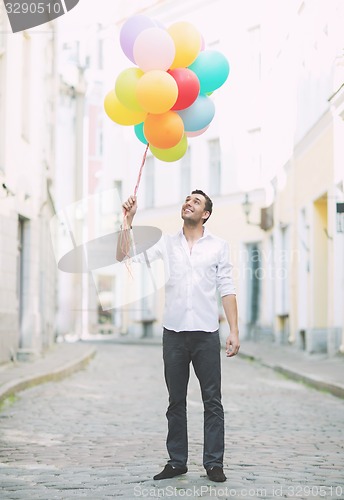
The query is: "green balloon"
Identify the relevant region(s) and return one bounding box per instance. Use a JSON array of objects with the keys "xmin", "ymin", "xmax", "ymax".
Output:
[
  {"xmin": 189, "ymin": 50, "xmax": 230, "ymax": 94},
  {"xmin": 150, "ymin": 135, "xmax": 188, "ymax": 162},
  {"xmin": 115, "ymin": 67, "xmax": 144, "ymax": 112}
]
